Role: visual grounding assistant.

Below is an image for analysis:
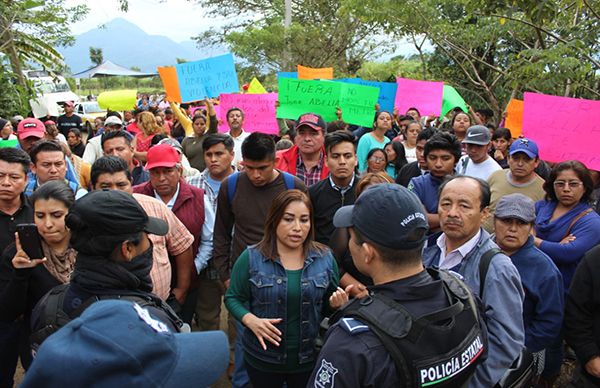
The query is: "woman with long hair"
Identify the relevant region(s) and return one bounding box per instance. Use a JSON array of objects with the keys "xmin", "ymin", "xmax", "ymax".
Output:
[
  {"xmin": 133, "ymin": 111, "xmax": 164, "ymax": 162},
  {"xmin": 0, "ymin": 181, "xmax": 76, "ymax": 370},
  {"xmin": 384, "ymin": 141, "xmax": 408, "ymax": 180},
  {"xmin": 225, "ymin": 189, "xmax": 339, "ymax": 388},
  {"xmin": 181, "ymin": 99, "xmax": 218, "ymax": 171},
  {"xmin": 356, "ymin": 111, "xmax": 392, "ymax": 172},
  {"xmin": 533, "ymin": 160, "xmax": 600, "ymax": 384},
  {"xmin": 402, "ymin": 120, "xmax": 422, "ymax": 163}
]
